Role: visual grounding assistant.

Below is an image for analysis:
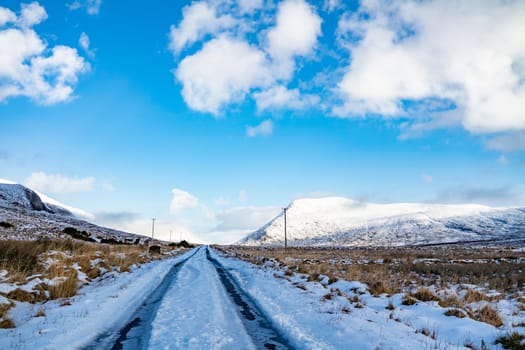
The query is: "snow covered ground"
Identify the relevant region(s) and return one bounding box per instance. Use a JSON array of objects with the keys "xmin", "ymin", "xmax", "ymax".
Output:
[
  {"xmin": 1, "ymin": 246, "xmax": 522, "ymax": 349},
  {"xmin": 216, "ymin": 250, "xmax": 522, "ymax": 350},
  {"xmin": 0, "ymin": 250, "xmax": 194, "ymax": 349}
]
